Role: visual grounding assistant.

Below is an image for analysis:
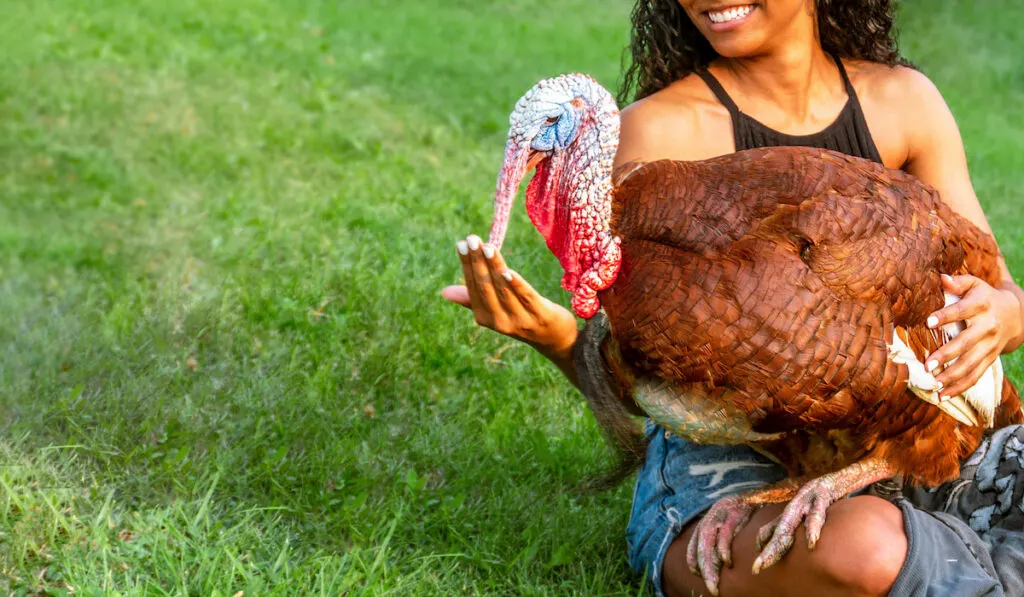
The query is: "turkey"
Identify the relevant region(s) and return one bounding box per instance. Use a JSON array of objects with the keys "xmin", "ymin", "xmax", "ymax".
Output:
[{"xmin": 485, "ymin": 73, "xmax": 1024, "ymax": 589}]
